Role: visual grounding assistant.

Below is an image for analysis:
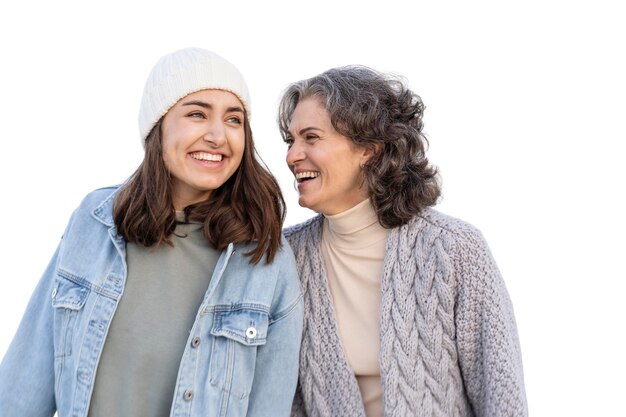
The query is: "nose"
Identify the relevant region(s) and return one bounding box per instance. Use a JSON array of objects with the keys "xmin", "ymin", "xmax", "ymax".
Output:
[
  {"xmin": 202, "ymin": 120, "xmax": 226, "ymax": 147},
  {"xmin": 286, "ymin": 139, "xmax": 305, "ymax": 167}
]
